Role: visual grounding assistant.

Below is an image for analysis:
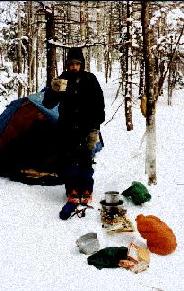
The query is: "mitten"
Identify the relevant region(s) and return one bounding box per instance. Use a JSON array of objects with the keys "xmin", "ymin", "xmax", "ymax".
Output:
[
  {"xmin": 51, "ymin": 78, "xmax": 68, "ymax": 92},
  {"xmin": 86, "ymin": 129, "xmax": 99, "ymax": 150}
]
